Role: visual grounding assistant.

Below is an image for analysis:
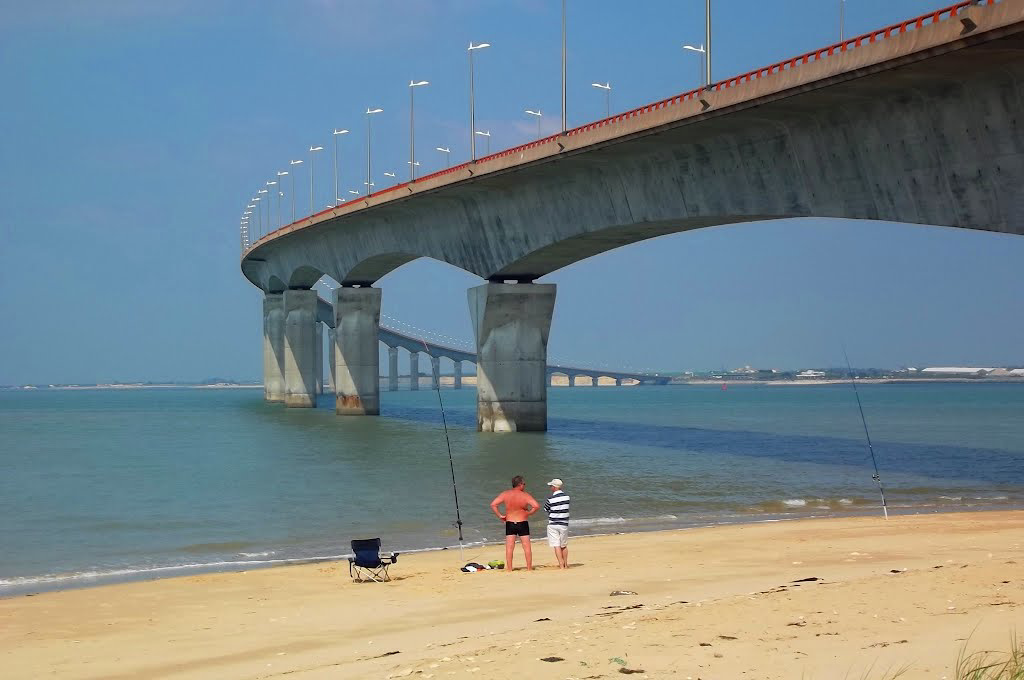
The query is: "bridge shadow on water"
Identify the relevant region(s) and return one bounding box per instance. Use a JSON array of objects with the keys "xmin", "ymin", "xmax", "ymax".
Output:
[{"xmin": 385, "ymin": 405, "xmax": 1024, "ymax": 488}]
